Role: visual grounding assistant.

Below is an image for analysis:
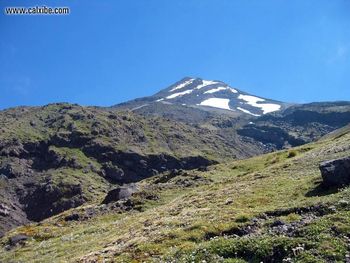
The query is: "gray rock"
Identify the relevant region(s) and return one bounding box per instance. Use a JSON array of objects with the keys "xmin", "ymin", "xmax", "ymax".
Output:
[
  {"xmin": 225, "ymin": 198, "xmax": 233, "ymax": 205},
  {"xmin": 338, "ymin": 199, "xmax": 349, "ymax": 207},
  {"xmin": 9, "ymin": 234, "xmax": 28, "ymax": 246},
  {"xmin": 319, "ymin": 157, "xmax": 350, "ymax": 187},
  {"xmin": 102, "ymin": 185, "xmax": 138, "ymax": 204},
  {"xmin": 271, "ymin": 219, "xmax": 285, "ymax": 227},
  {"xmin": 64, "ymin": 213, "xmax": 80, "ymax": 221}
]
